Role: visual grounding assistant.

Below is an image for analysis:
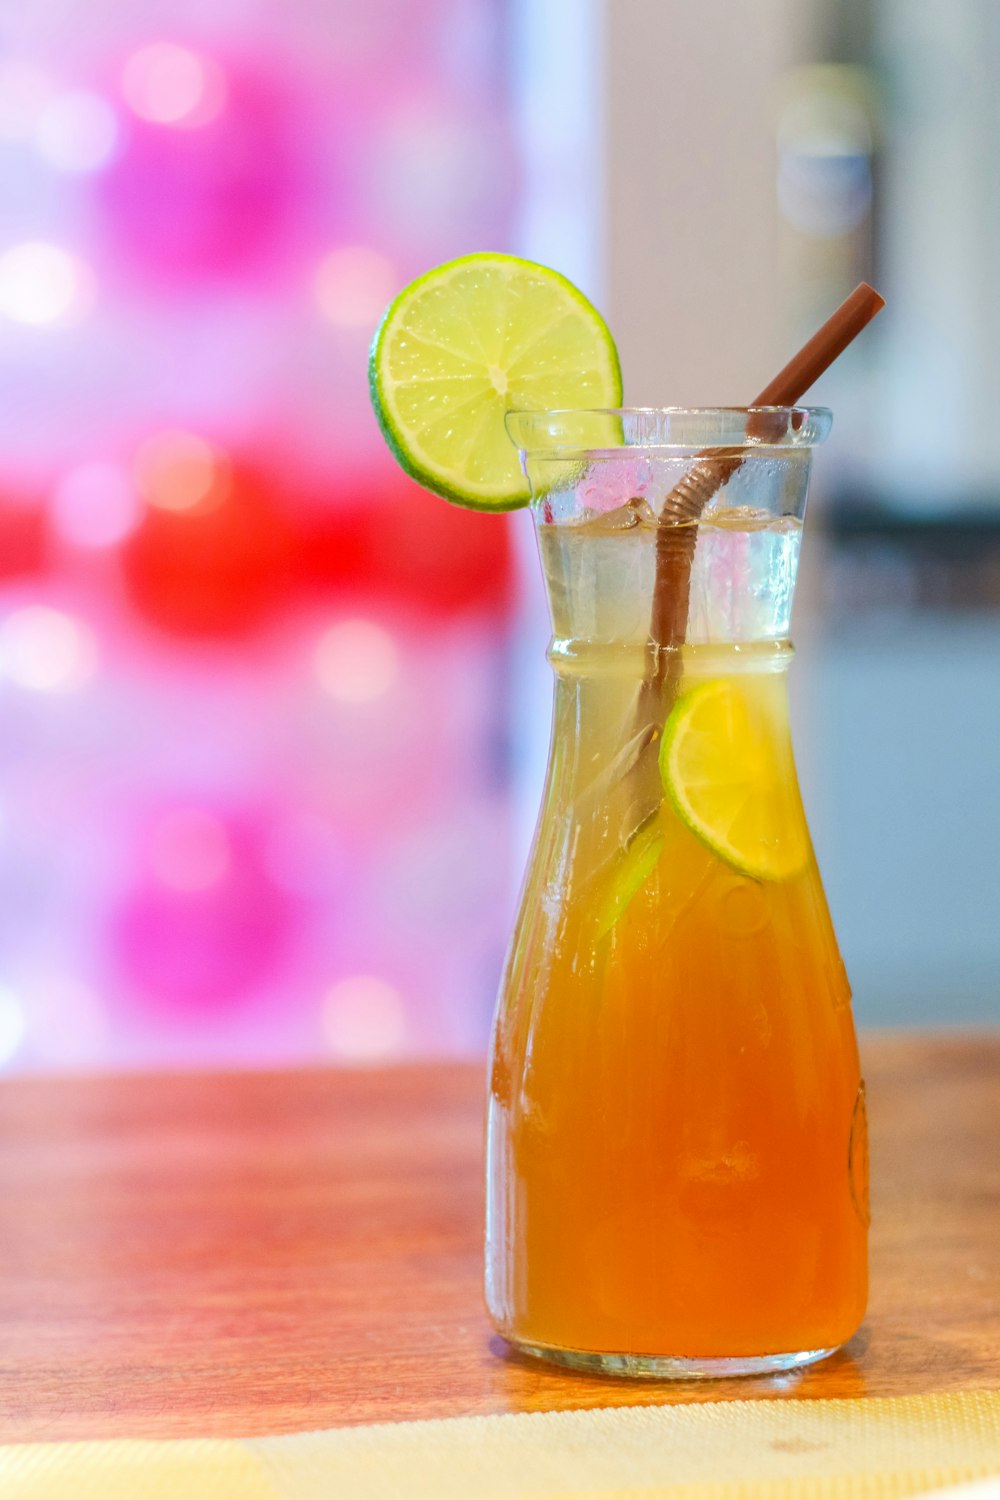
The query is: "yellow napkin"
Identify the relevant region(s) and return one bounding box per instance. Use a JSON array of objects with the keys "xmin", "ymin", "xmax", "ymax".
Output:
[{"xmin": 3, "ymin": 1391, "xmax": 999, "ymax": 1499}]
